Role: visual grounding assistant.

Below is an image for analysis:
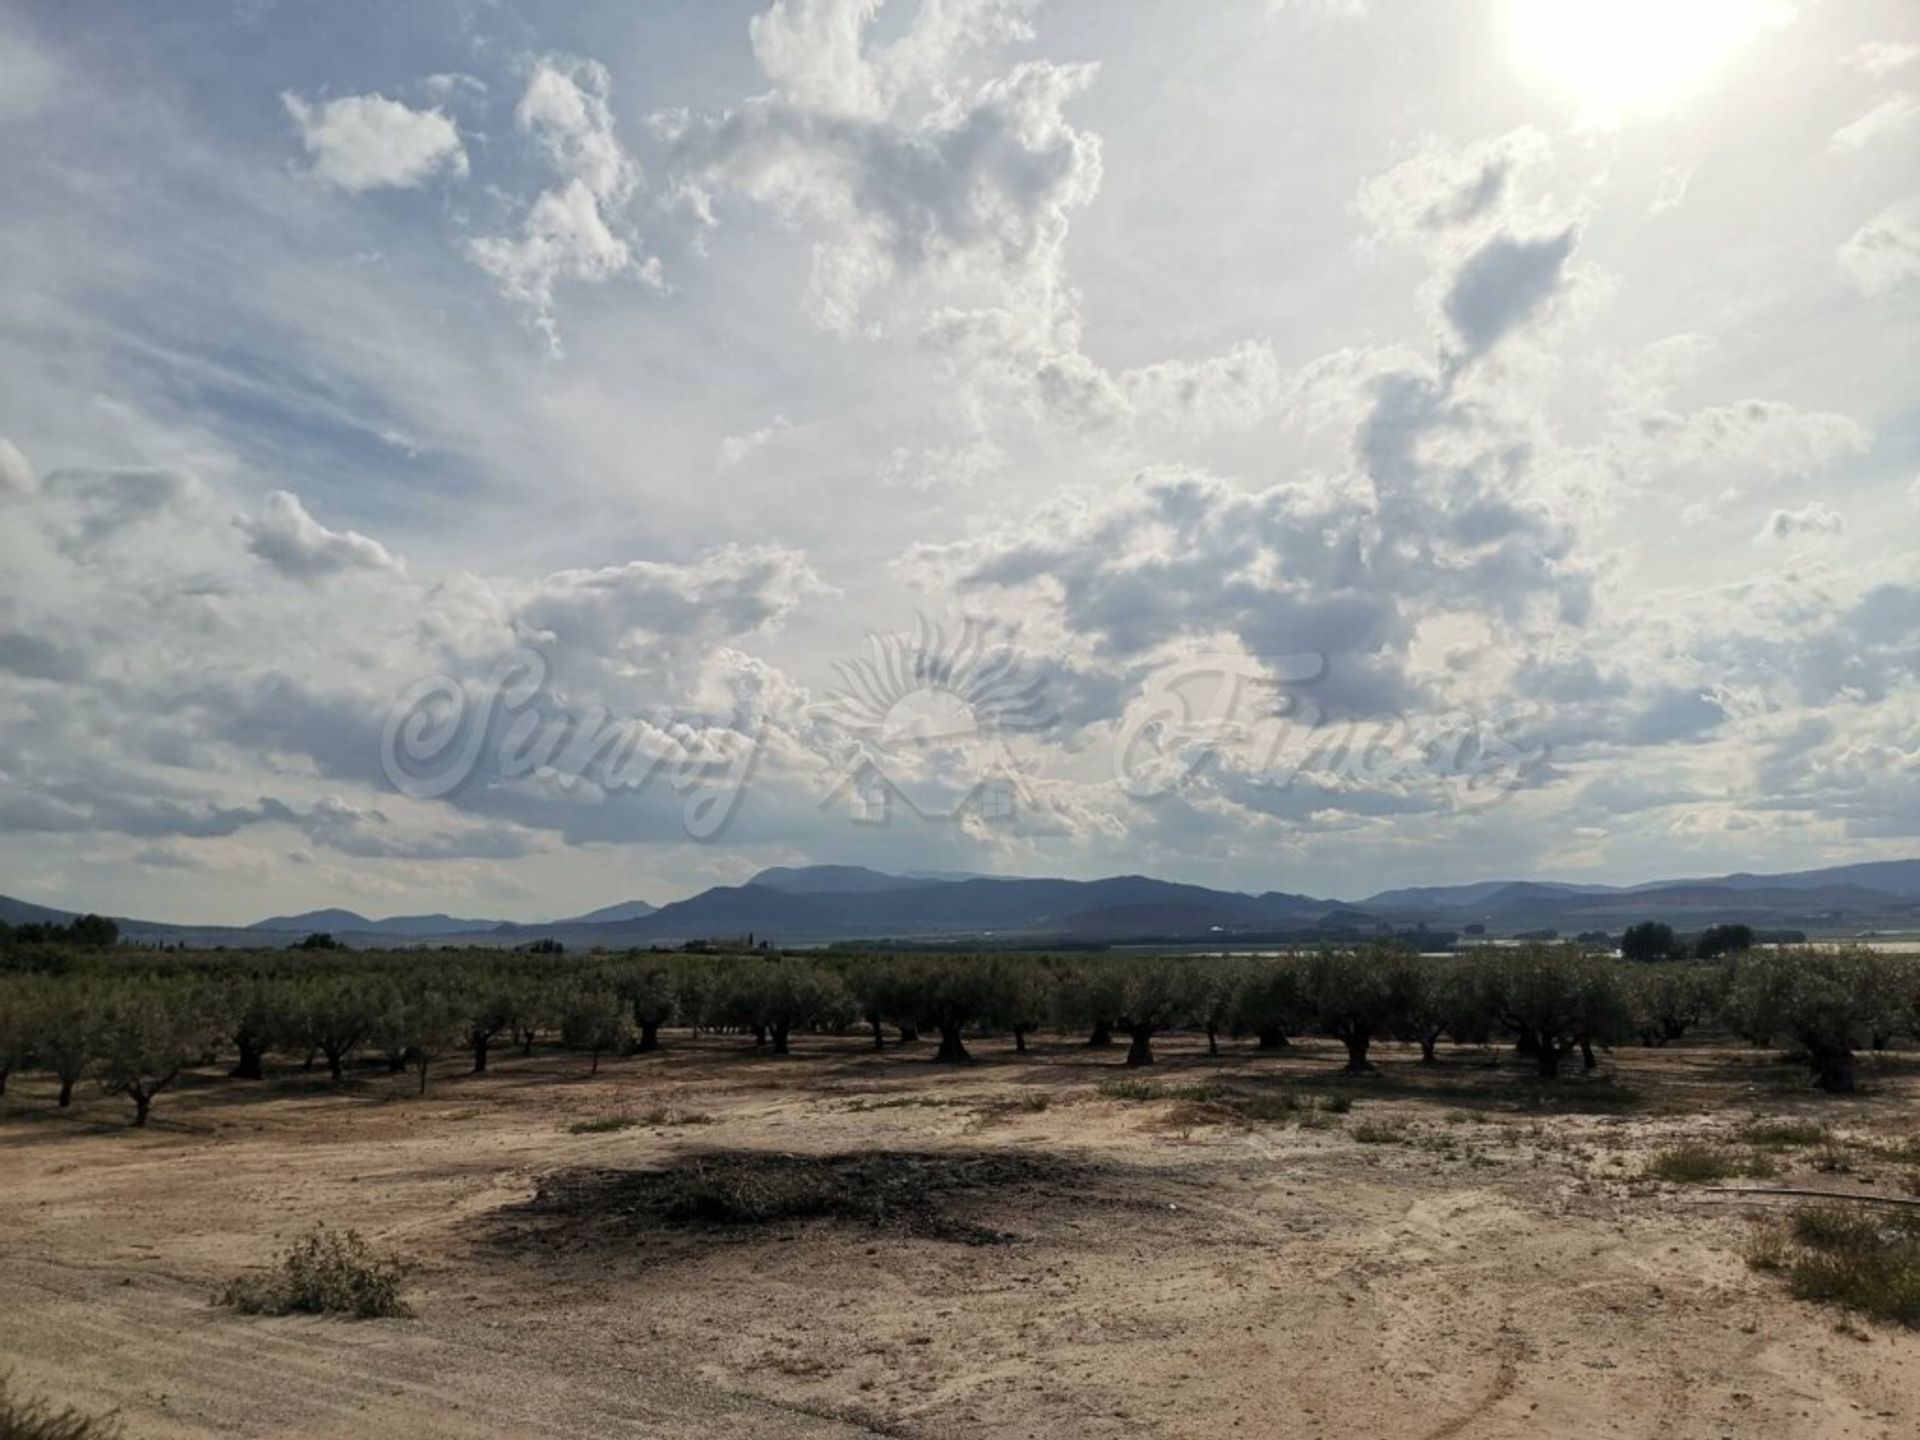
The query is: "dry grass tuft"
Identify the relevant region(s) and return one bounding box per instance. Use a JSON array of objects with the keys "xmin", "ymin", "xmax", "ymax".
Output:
[{"xmin": 219, "ymin": 1225, "xmax": 411, "ymax": 1319}]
